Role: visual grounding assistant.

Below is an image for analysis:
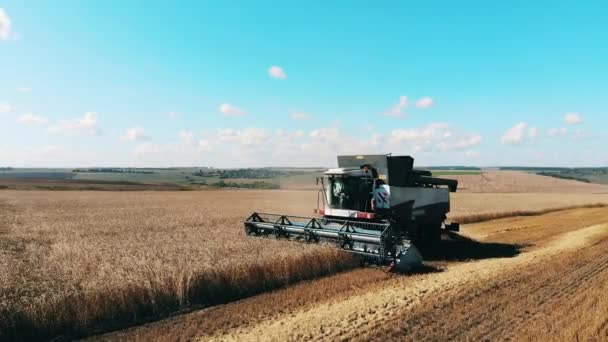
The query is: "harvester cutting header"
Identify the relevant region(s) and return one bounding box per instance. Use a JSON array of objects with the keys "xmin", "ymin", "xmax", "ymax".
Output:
[{"xmin": 244, "ymin": 154, "xmax": 459, "ymax": 272}]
